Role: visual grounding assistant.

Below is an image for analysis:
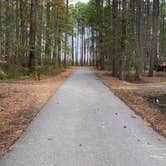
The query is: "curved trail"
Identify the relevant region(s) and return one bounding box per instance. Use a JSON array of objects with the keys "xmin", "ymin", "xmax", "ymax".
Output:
[{"xmin": 0, "ymin": 67, "xmax": 166, "ymax": 166}]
